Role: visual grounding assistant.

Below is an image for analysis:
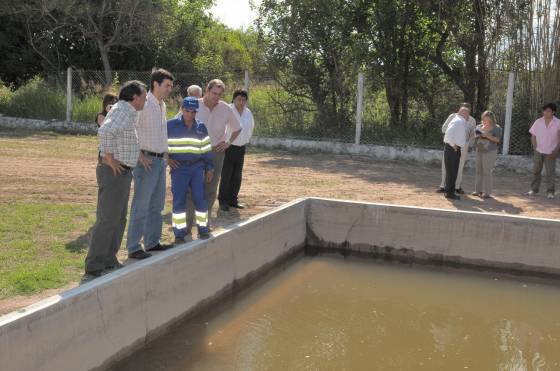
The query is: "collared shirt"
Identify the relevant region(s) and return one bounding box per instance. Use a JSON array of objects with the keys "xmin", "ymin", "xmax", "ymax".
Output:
[
  {"xmin": 529, "ymin": 116, "xmax": 560, "ymax": 154},
  {"xmin": 98, "ymin": 100, "xmax": 140, "ymax": 167},
  {"xmin": 196, "ymin": 99, "xmax": 242, "ymax": 147},
  {"xmin": 444, "ymin": 115, "xmax": 468, "ymax": 148},
  {"xmin": 167, "ymin": 117, "xmax": 214, "ymax": 171},
  {"xmin": 136, "ymin": 91, "xmax": 168, "ymax": 154},
  {"xmin": 441, "ymin": 113, "xmax": 477, "ymax": 141},
  {"xmin": 227, "ymin": 104, "xmax": 255, "ymax": 146}
]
